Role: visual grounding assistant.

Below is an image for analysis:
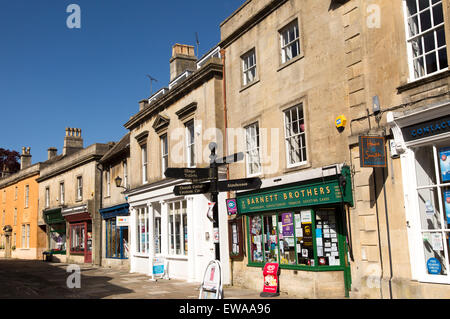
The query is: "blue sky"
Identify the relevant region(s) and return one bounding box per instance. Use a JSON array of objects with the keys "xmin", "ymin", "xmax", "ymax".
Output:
[{"xmin": 0, "ymin": 0, "xmax": 244, "ymax": 164}]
